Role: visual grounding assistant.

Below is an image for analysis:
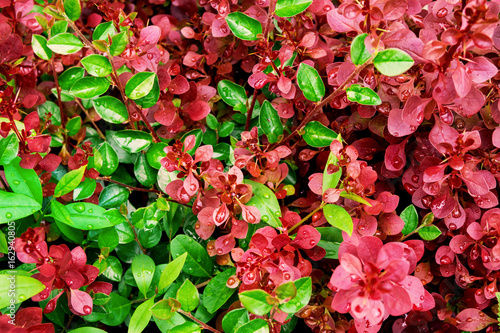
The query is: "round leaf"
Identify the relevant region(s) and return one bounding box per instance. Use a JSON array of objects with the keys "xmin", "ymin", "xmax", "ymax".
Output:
[
  {"xmin": 0, "ymin": 190, "xmax": 41, "ymax": 223},
  {"xmin": 373, "ymin": 48, "xmax": 414, "ymax": 76},
  {"xmin": 275, "ymin": 0, "xmax": 313, "ymax": 17},
  {"xmin": 324, "ymin": 204, "xmax": 353, "ymax": 236},
  {"xmin": 32, "ymin": 35, "xmax": 52, "ymax": 60},
  {"xmin": 47, "ymin": 33, "xmax": 84, "ymax": 55},
  {"xmin": 93, "ymin": 96, "xmax": 129, "ymax": 124},
  {"xmin": 0, "ymin": 275, "xmax": 45, "ymax": 308},
  {"xmin": 346, "ymin": 84, "xmax": 381, "ymax": 105},
  {"xmin": 351, "ymin": 33, "xmax": 372, "ymax": 66},
  {"xmin": 125, "ymin": 72, "xmax": 156, "ymax": 100},
  {"xmin": 70, "ymin": 77, "xmax": 110, "ymax": 99},
  {"xmin": 81, "ymin": 54, "xmax": 112, "ymax": 77},
  {"xmin": 244, "ymin": 180, "xmax": 282, "ymax": 228},
  {"xmin": 132, "ymin": 255, "xmax": 156, "ymax": 297},
  {"xmin": 225, "ymin": 12, "xmax": 262, "ymax": 41},
  {"xmin": 297, "ymin": 63, "xmax": 325, "ymax": 102},
  {"xmin": 303, "ymin": 121, "xmax": 338, "ymax": 147},
  {"xmin": 259, "ymin": 100, "xmax": 283, "ymax": 144},
  {"xmin": 170, "ymin": 235, "xmax": 214, "ymax": 277}
]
